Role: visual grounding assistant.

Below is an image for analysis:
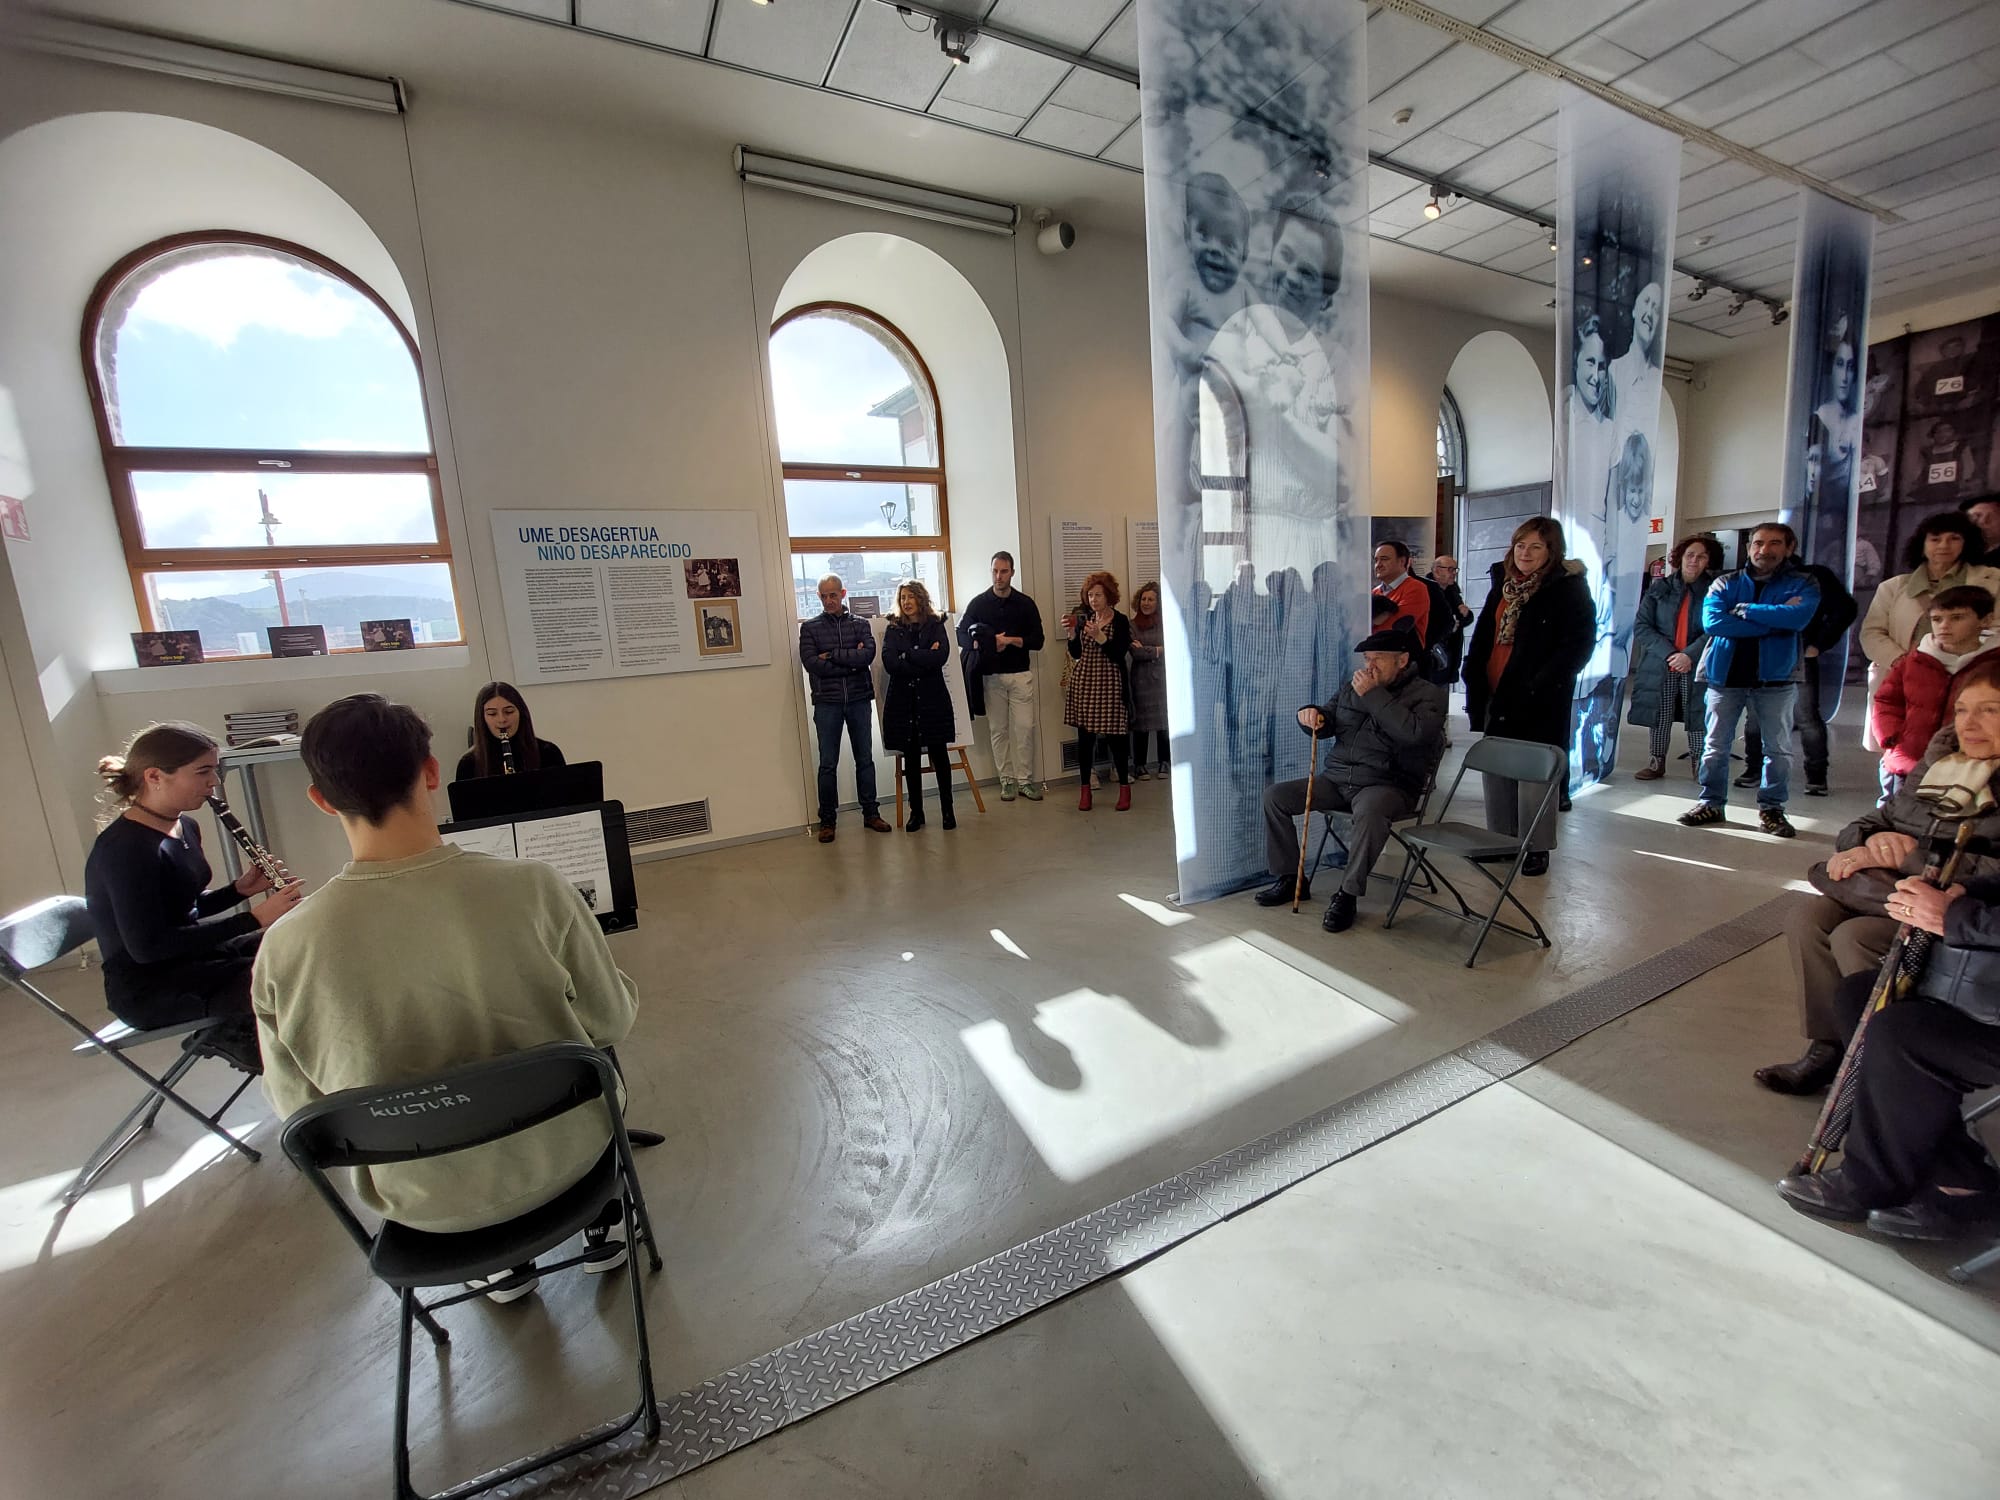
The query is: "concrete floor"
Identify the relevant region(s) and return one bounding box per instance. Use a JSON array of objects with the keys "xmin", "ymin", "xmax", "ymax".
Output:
[{"xmin": 2, "ymin": 711, "xmax": 1996, "ymax": 1498}]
